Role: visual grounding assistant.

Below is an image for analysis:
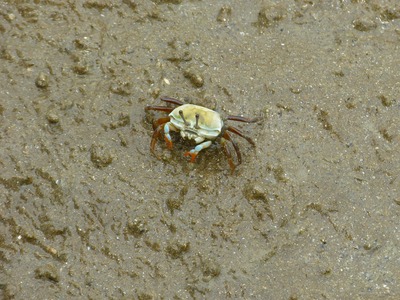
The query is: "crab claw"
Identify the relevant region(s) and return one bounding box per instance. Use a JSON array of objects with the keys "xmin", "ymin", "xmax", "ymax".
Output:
[
  {"xmin": 164, "ymin": 136, "xmax": 173, "ymax": 150},
  {"xmin": 183, "ymin": 141, "xmax": 212, "ymax": 163},
  {"xmin": 184, "ymin": 150, "xmax": 198, "ymax": 162}
]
